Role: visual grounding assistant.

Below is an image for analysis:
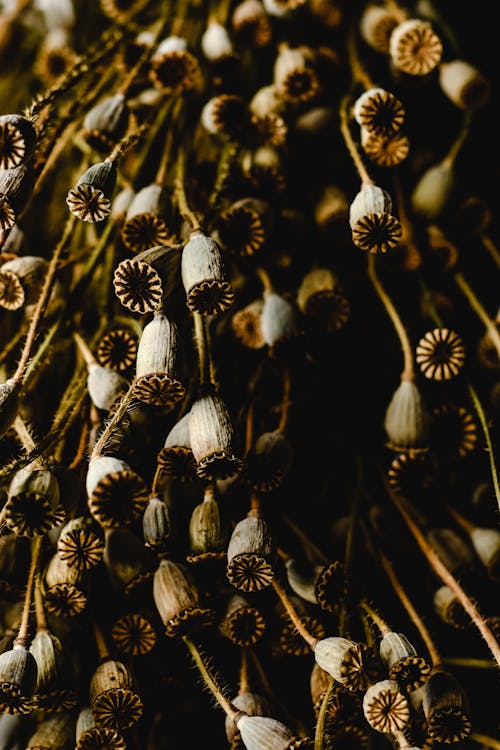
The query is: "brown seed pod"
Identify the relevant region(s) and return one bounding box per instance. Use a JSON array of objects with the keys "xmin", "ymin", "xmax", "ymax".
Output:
[
  {"xmin": 76, "ymin": 705, "xmax": 127, "ymax": 750},
  {"xmin": 433, "ymin": 585, "xmax": 471, "ymax": 630},
  {"xmin": 379, "ymin": 632, "xmax": 431, "ymax": 692},
  {"xmin": 225, "ymin": 691, "xmax": 272, "ymax": 748},
  {"xmin": 29, "ymin": 630, "xmax": 76, "ymax": 711},
  {"xmin": 201, "ymin": 94, "xmax": 250, "ymax": 139},
  {"xmin": 240, "ymin": 145, "xmax": 286, "ymax": 196},
  {"xmin": 97, "ymin": 328, "xmax": 138, "ymax": 373},
  {"xmin": 189, "ymin": 391, "xmax": 243, "ymax": 480},
  {"xmin": 0, "ymin": 115, "xmax": 37, "ymax": 170},
  {"xmin": 261, "ymin": 291, "xmax": 299, "ymax": 351},
  {"xmin": 231, "ymin": 299, "xmax": 266, "ymax": 349},
  {"xmin": 81, "ymin": 93, "xmax": 130, "ymax": 154},
  {"xmin": 439, "ymin": 59, "xmax": 490, "ymax": 111},
  {"xmin": 430, "ymin": 404, "xmax": 477, "ymax": 459},
  {"xmin": 226, "ymin": 515, "xmax": 274, "ymax": 592},
  {"xmin": 86, "ymin": 456, "xmax": 149, "ymax": 529},
  {"xmin": 149, "ymin": 36, "xmax": 201, "ymax": 95},
  {"xmin": 43, "ymin": 554, "xmax": 88, "ymax": 618},
  {"xmin": 133, "ymin": 311, "xmax": 185, "ymax": 407},
  {"xmin": 25, "ymin": 711, "xmax": 75, "ymax": 749},
  {"xmin": 297, "ymin": 267, "xmax": 351, "ymax": 333},
  {"xmin": 57, "ymin": 517, "xmax": 104, "ymax": 572},
  {"xmin": 314, "ymin": 637, "xmax": 379, "ymax": 692},
  {"xmin": 468, "ymin": 525, "xmax": 500, "ymax": 582},
  {"xmin": 349, "ymin": 184, "xmax": 402, "ymax": 254},
  {"xmin": 153, "ymin": 557, "xmax": 216, "ymax": 637},
  {"xmin": 66, "ymin": 161, "xmax": 117, "ymax": 223},
  {"xmin": 386, "ymin": 452, "xmax": 435, "ymax": 499},
  {"xmin": 142, "ymin": 495, "xmax": 171, "ymax": 551},
  {"xmin": 0, "ymin": 255, "xmax": 48, "ymax": 308},
  {"xmin": 5, "ymin": 465, "xmax": 61, "ymax": 538},
  {"xmin": 187, "ymin": 485, "xmax": 227, "ymax": 563},
  {"xmin": 0, "ymin": 645, "xmax": 38, "ymax": 714},
  {"xmin": 111, "ymin": 613, "xmax": 157, "ymax": 656},
  {"xmin": 181, "ymin": 231, "xmax": 234, "ymax": 315},
  {"xmin": 389, "ymin": 18, "xmax": 443, "ymax": 76},
  {"xmin": 361, "ymin": 128, "xmax": 410, "ymax": 168},
  {"xmin": 250, "ymin": 112, "xmax": 287, "ymax": 148},
  {"xmin": 219, "ymin": 593, "xmax": 266, "ymax": 647},
  {"xmin": 103, "ymin": 526, "xmax": 156, "ymax": 600},
  {"xmin": 0, "ymin": 268, "xmax": 24, "ymax": 309},
  {"xmin": 273, "ymin": 45, "xmax": 320, "ymax": 104},
  {"xmin": 353, "ymin": 88, "xmax": 405, "ymax": 138},
  {"xmin": 113, "ymin": 243, "xmax": 181, "ymax": 315},
  {"xmin": 156, "ymin": 410, "xmax": 196, "ymax": 480},
  {"xmin": 359, "ymin": 4, "xmax": 399, "ymax": 54},
  {"xmin": 384, "ymin": 378, "xmax": 431, "ymax": 452},
  {"xmin": 215, "ymin": 197, "xmax": 272, "ymax": 257},
  {"xmin": 362, "ymin": 679, "xmax": 411, "ymax": 734},
  {"xmin": 89, "ymin": 659, "xmax": 143, "ymax": 732},
  {"xmin": 231, "ymin": 0, "xmax": 272, "ymax": 47},
  {"xmin": 244, "ymin": 430, "xmax": 293, "ymax": 493},
  {"xmin": 120, "ymin": 183, "xmax": 171, "ymax": 255},
  {"xmin": 422, "ymin": 665, "xmax": 471, "ymax": 743},
  {"xmin": 416, "ymin": 328, "xmax": 465, "ymax": 381}
]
